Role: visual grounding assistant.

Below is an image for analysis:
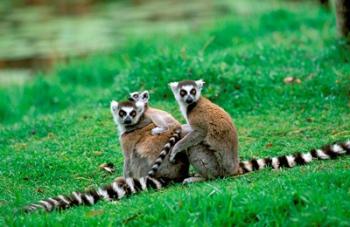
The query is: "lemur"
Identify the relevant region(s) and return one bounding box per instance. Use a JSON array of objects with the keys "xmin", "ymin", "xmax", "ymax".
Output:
[
  {"xmin": 162, "ymin": 79, "xmax": 350, "ymax": 183},
  {"xmin": 111, "ymin": 100, "xmax": 189, "ymax": 180},
  {"xmin": 129, "ymin": 90, "xmax": 183, "ymax": 135},
  {"xmin": 166, "ymin": 79, "xmax": 239, "ymax": 182},
  {"xmin": 22, "ymin": 100, "xmax": 189, "ymax": 213}
]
